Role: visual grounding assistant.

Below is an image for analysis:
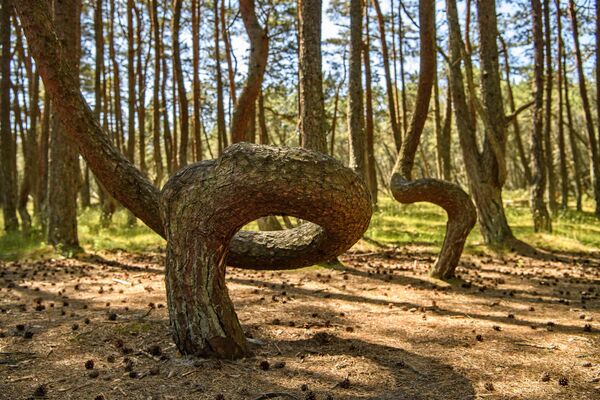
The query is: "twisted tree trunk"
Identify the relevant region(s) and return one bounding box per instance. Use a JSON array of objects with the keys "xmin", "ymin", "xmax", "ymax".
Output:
[
  {"xmin": 162, "ymin": 144, "xmax": 371, "ymax": 357},
  {"xmin": 390, "ymin": 0, "xmax": 475, "ymax": 280}
]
